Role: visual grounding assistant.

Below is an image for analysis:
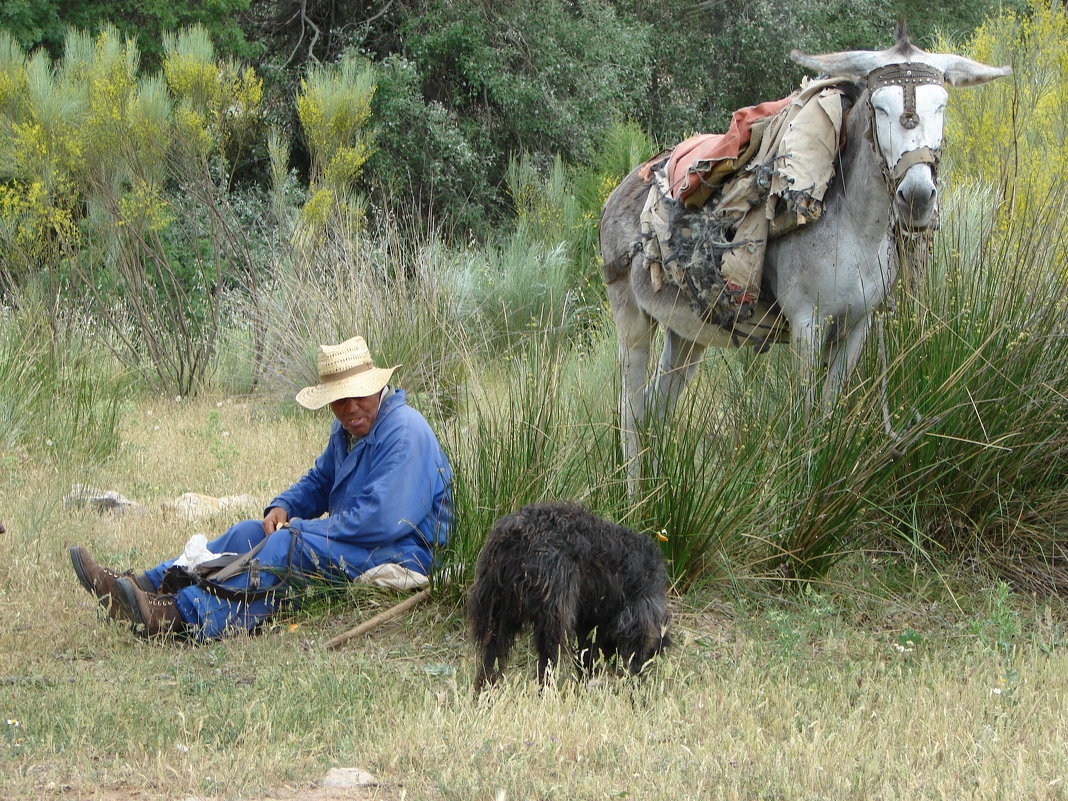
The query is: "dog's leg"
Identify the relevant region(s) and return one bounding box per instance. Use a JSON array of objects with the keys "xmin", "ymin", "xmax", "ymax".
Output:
[
  {"xmin": 534, "ymin": 563, "xmax": 580, "ymax": 686},
  {"xmin": 474, "ymin": 617, "xmax": 523, "ymax": 693},
  {"xmin": 533, "ymin": 628, "xmax": 567, "ymax": 687},
  {"xmin": 575, "ymin": 627, "xmax": 597, "ymax": 676},
  {"xmin": 473, "ymin": 656, "xmax": 495, "ymax": 694},
  {"xmin": 577, "ymin": 625, "xmax": 618, "ymax": 678}
]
